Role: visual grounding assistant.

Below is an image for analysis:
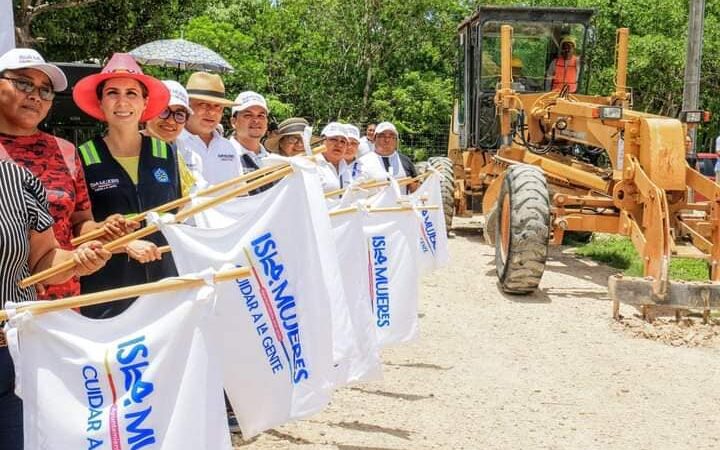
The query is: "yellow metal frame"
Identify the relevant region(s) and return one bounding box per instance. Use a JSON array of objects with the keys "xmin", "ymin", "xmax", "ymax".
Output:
[{"xmin": 449, "ymin": 26, "xmax": 720, "ymax": 299}]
